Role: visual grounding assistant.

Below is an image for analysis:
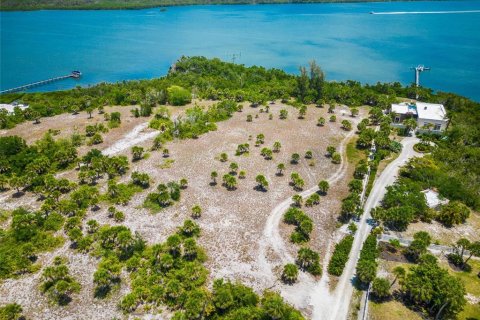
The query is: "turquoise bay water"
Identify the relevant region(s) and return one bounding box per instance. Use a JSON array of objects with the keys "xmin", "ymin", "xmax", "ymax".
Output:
[{"xmin": 1, "ymin": 1, "xmax": 479, "ymax": 100}]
